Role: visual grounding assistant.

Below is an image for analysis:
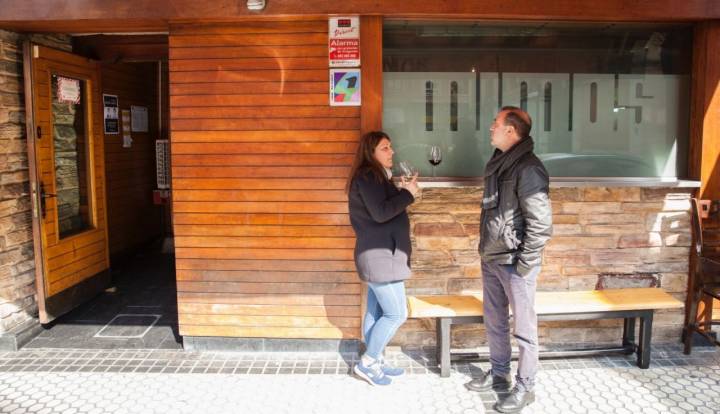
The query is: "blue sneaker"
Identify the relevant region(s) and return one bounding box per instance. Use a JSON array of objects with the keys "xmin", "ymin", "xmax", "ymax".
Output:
[
  {"xmin": 379, "ymin": 358, "xmax": 404, "ymax": 376},
  {"xmin": 353, "ymin": 361, "xmax": 392, "ymax": 386}
]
